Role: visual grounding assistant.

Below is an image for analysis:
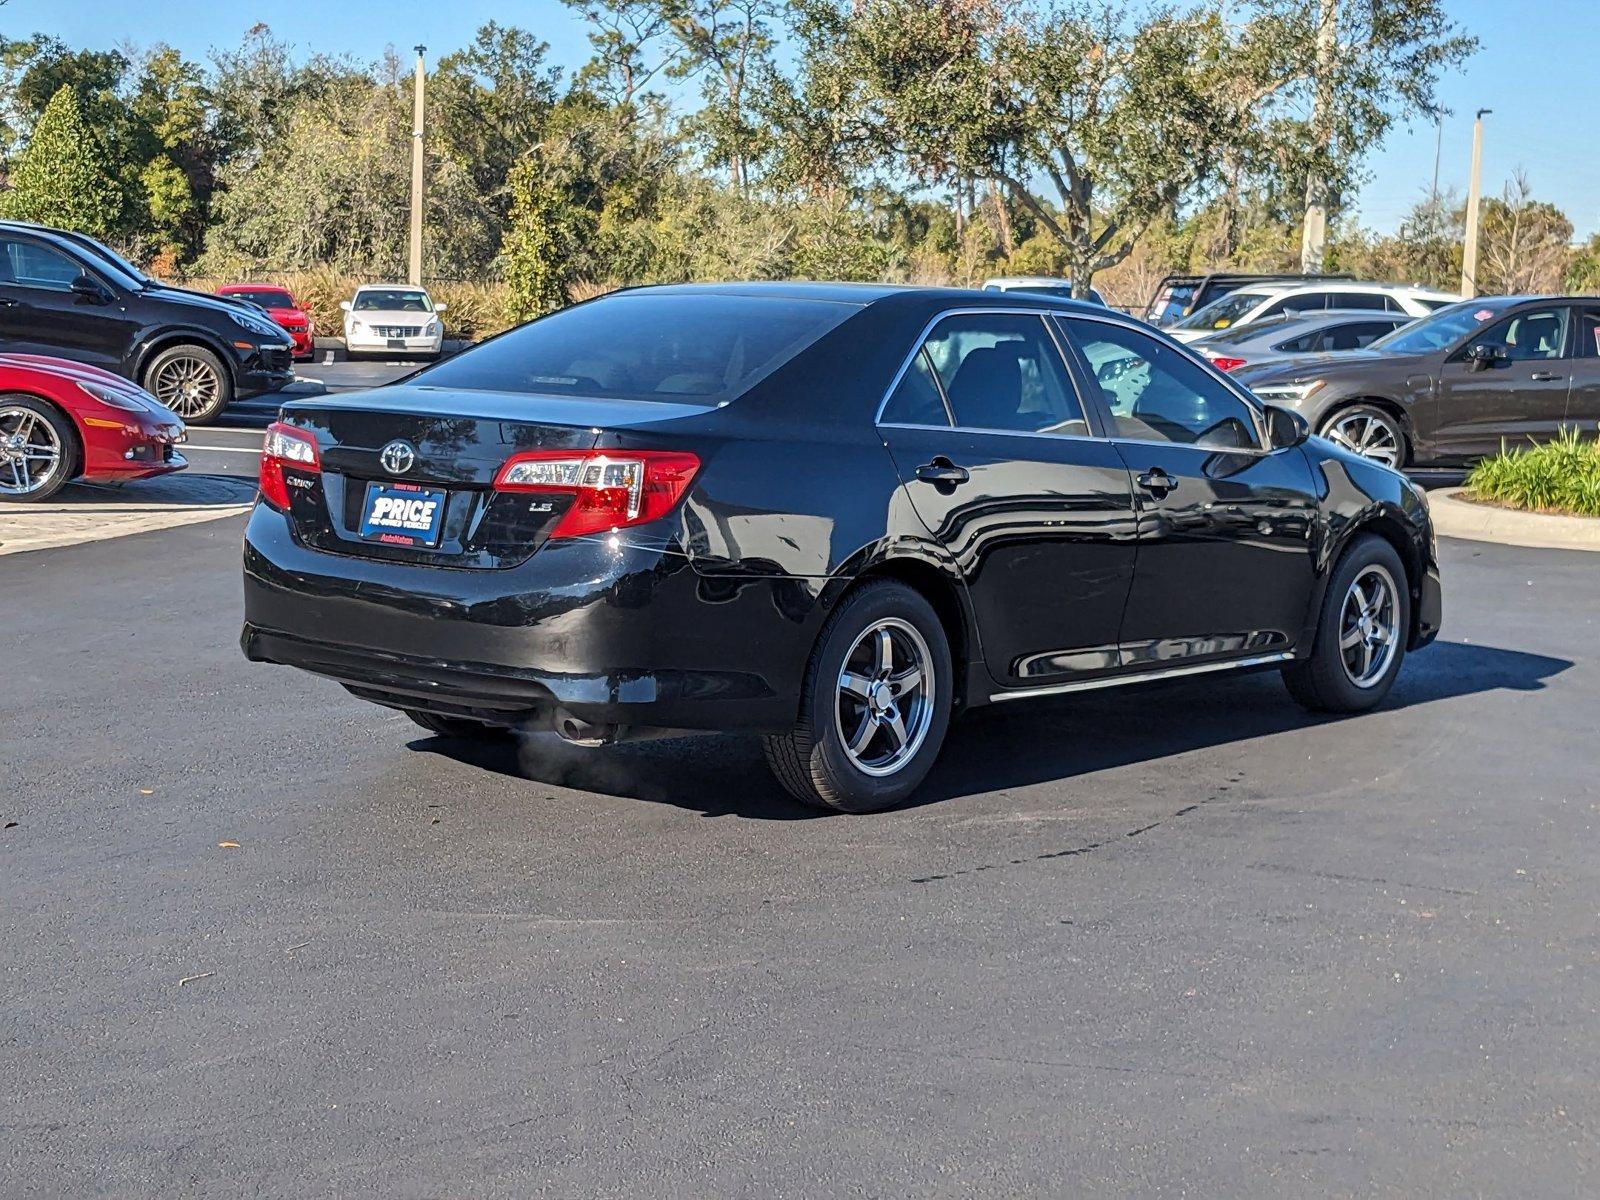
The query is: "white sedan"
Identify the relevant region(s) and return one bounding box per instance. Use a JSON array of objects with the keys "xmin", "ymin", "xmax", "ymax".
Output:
[{"xmin": 340, "ymin": 285, "xmax": 447, "ymax": 359}]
